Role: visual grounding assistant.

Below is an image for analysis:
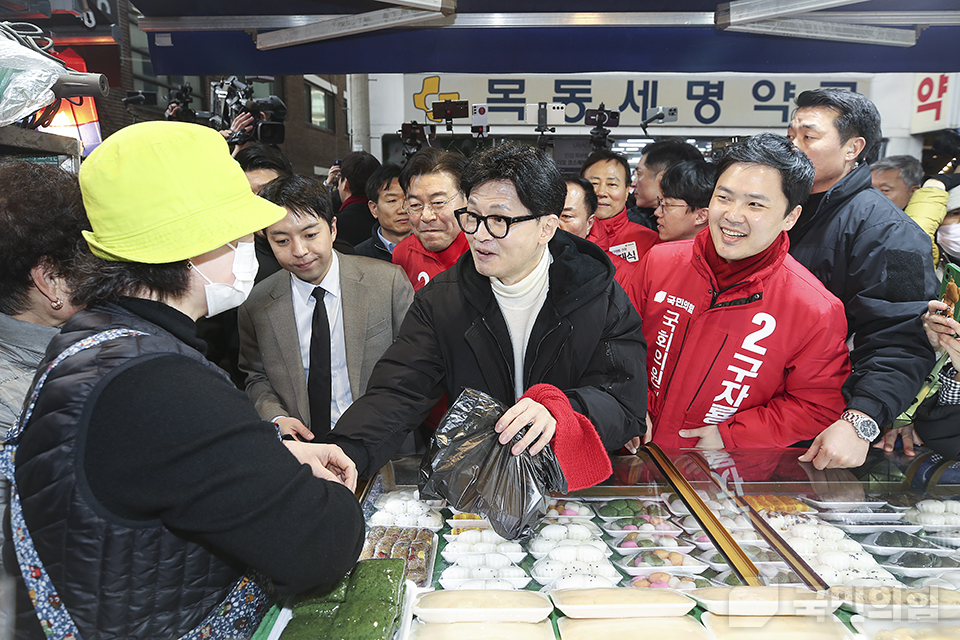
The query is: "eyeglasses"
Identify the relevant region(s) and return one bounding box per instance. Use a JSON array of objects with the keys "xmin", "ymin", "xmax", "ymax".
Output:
[
  {"xmin": 656, "ymin": 197, "xmax": 691, "ymax": 211},
  {"xmin": 406, "ymin": 192, "xmax": 461, "ymax": 216},
  {"xmin": 455, "ymin": 208, "xmax": 541, "ymax": 239}
]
